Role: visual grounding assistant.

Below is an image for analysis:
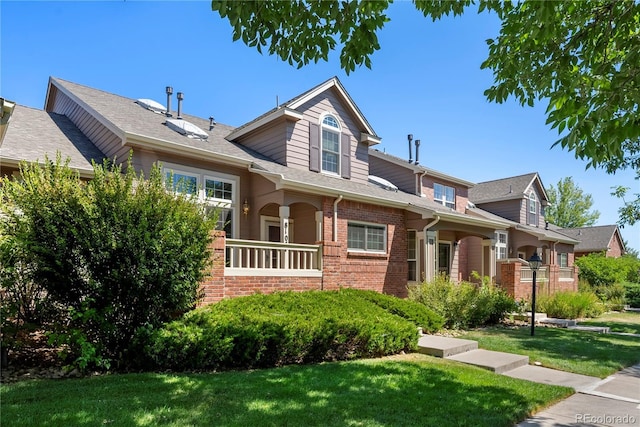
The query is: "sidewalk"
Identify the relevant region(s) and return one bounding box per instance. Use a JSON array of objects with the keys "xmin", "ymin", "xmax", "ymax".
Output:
[
  {"xmin": 417, "ymin": 335, "xmax": 640, "ymax": 427},
  {"xmin": 515, "ymin": 363, "xmax": 640, "ymax": 427}
]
